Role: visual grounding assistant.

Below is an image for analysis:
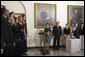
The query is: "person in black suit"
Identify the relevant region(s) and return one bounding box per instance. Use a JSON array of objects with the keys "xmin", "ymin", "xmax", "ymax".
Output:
[
  {"xmin": 80, "ymin": 23, "xmax": 84, "ymax": 35},
  {"xmin": 53, "ymin": 21, "xmax": 62, "ymax": 50},
  {"xmin": 1, "ymin": 7, "xmax": 15, "ymax": 56},
  {"xmin": 1, "ymin": 8, "xmax": 10, "ymax": 56},
  {"xmin": 63, "ymin": 24, "xmax": 70, "ymax": 39},
  {"xmin": 74, "ymin": 23, "xmax": 80, "ymax": 38}
]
